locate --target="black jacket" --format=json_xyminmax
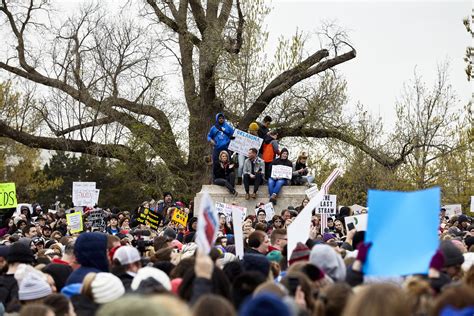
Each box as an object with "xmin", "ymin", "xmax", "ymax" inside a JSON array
[{"xmin": 213, "ymin": 162, "xmax": 234, "ymax": 180}]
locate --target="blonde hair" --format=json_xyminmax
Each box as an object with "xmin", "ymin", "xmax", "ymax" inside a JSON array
[
  {"xmin": 219, "ymin": 151, "xmax": 229, "ymax": 161},
  {"xmin": 81, "ymin": 272, "xmax": 97, "ymax": 299}
]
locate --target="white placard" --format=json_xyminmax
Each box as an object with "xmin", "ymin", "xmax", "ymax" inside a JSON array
[
  {"xmin": 270, "ymin": 165, "xmax": 293, "ymax": 179},
  {"xmin": 470, "ymin": 196, "xmax": 474, "ymax": 213},
  {"xmin": 443, "ymin": 204, "xmax": 462, "ymax": 218},
  {"xmin": 344, "ymin": 214, "xmax": 368, "ymax": 232},
  {"xmin": 305, "ymin": 185, "xmax": 319, "ymax": 200},
  {"xmin": 228, "ymin": 129, "xmax": 263, "ymax": 157},
  {"xmin": 263, "ymin": 202, "xmax": 275, "ymax": 221},
  {"xmin": 232, "ymin": 206, "xmax": 245, "ymax": 259},
  {"xmin": 350, "ymin": 204, "xmax": 367, "ymax": 215},
  {"xmin": 72, "ymin": 182, "xmax": 99, "ymax": 207},
  {"xmin": 315, "ymin": 195, "xmax": 337, "ymax": 214},
  {"xmin": 215, "ymin": 202, "xmax": 247, "ymax": 223}
]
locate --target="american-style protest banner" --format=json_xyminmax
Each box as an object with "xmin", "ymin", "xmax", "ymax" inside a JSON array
[
  {"xmin": 228, "ymin": 129, "xmax": 263, "ymax": 157},
  {"xmin": 443, "ymin": 204, "xmax": 462, "ymax": 218},
  {"xmin": 171, "ymin": 208, "xmax": 189, "ymax": 227},
  {"xmin": 66, "ymin": 212, "xmax": 83, "ymax": 233},
  {"xmin": 0, "ymin": 183, "xmax": 17, "ymax": 209},
  {"xmin": 87, "ymin": 209, "xmax": 106, "ymax": 231},
  {"xmin": 215, "ymin": 202, "xmax": 246, "ymax": 223},
  {"xmin": 315, "ymin": 195, "xmax": 337, "ymax": 214},
  {"xmin": 196, "ymin": 192, "xmax": 218, "ymax": 254},
  {"xmin": 271, "ymin": 165, "xmax": 293, "ymax": 179},
  {"xmin": 72, "ymin": 182, "xmax": 99, "ymax": 207}
]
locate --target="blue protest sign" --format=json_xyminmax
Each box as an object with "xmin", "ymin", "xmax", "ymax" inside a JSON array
[{"xmin": 364, "ymin": 187, "xmax": 440, "ymax": 276}]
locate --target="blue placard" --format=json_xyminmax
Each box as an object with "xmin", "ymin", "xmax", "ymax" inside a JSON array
[{"xmin": 363, "ymin": 187, "xmax": 440, "ymax": 276}]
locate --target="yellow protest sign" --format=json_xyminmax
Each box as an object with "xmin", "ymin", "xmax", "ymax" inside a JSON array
[
  {"xmin": 66, "ymin": 212, "xmax": 83, "ymax": 233},
  {"xmin": 171, "ymin": 208, "xmax": 188, "ymax": 227},
  {"xmin": 0, "ymin": 183, "xmax": 17, "ymax": 209}
]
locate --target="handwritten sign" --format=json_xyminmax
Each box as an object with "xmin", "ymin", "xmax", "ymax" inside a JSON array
[
  {"xmin": 136, "ymin": 208, "xmax": 160, "ymax": 230},
  {"xmin": 228, "ymin": 129, "xmax": 263, "ymax": 157},
  {"xmin": 443, "ymin": 204, "xmax": 462, "ymax": 218},
  {"xmin": 271, "ymin": 165, "xmax": 293, "ymax": 179},
  {"xmin": 315, "ymin": 195, "xmax": 337, "ymax": 214},
  {"xmin": 66, "ymin": 212, "xmax": 83, "ymax": 233},
  {"xmin": 344, "ymin": 214, "xmax": 368, "ymax": 232},
  {"xmin": 0, "ymin": 183, "xmax": 17, "ymax": 209},
  {"xmin": 73, "ymin": 182, "xmax": 99, "ymax": 207},
  {"xmin": 215, "ymin": 202, "xmax": 247, "ymax": 223},
  {"xmin": 87, "ymin": 209, "xmax": 106, "ymax": 231},
  {"xmin": 171, "ymin": 208, "xmax": 188, "ymax": 227}
]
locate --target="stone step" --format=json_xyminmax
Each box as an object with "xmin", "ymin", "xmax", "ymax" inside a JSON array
[{"xmin": 194, "ymin": 184, "xmax": 308, "ymax": 215}]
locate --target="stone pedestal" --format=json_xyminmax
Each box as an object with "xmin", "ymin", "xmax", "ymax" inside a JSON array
[{"xmin": 194, "ymin": 184, "xmax": 308, "ymax": 215}]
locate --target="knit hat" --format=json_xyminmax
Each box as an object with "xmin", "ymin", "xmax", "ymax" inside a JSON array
[
  {"xmin": 266, "ymin": 250, "xmax": 283, "ymax": 263},
  {"xmin": 248, "ymin": 122, "xmax": 259, "ymax": 132},
  {"xmin": 74, "ymin": 232, "xmax": 109, "ymax": 272},
  {"xmin": 240, "ymin": 293, "xmax": 291, "ymax": 316},
  {"xmin": 458, "ymin": 214, "xmax": 469, "ymax": 224},
  {"xmin": 6, "ymin": 242, "xmax": 34, "ymax": 264},
  {"xmin": 243, "ymin": 254, "xmax": 270, "ymax": 277},
  {"xmin": 448, "ymin": 227, "xmax": 464, "ymax": 237},
  {"xmin": 18, "ymin": 271, "xmax": 52, "ymax": 301},
  {"xmin": 131, "ymin": 267, "xmax": 171, "ymax": 291},
  {"xmin": 465, "ymin": 236, "xmax": 474, "ymax": 250},
  {"xmin": 113, "ymin": 246, "xmax": 141, "ymax": 265},
  {"xmin": 163, "ymin": 227, "xmax": 177, "ymax": 241},
  {"xmin": 309, "ymin": 244, "xmax": 346, "ymax": 281},
  {"xmin": 42, "ymin": 263, "xmax": 73, "ymax": 291},
  {"xmin": 0, "ymin": 245, "xmax": 9, "ymax": 258},
  {"xmin": 323, "ymin": 233, "xmax": 337, "ymax": 242},
  {"xmin": 91, "ymin": 272, "xmax": 125, "ymax": 304},
  {"xmin": 289, "ymin": 242, "xmax": 310, "ymax": 265},
  {"xmin": 440, "ymin": 240, "xmax": 465, "ymax": 267}
]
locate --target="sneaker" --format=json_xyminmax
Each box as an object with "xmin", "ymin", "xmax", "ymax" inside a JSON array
[
  {"xmin": 270, "ymin": 197, "xmax": 277, "ymax": 205},
  {"xmin": 251, "ymin": 192, "xmax": 257, "ymax": 199},
  {"xmin": 245, "ymin": 193, "xmax": 250, "ymax": 200}
]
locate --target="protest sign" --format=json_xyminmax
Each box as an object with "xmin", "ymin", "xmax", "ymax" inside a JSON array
[
  {"xmin": 350, "ymin": 204, "xmax": 367, "ymax": 215},
  {"xmin": 228, "ymin": 129, "xmax": 263, "ymax": 157},
  {"xmin": 364, "ymin": 187, "xmax": 440, "ymax": 276},
  {"xmin": 0, "ymin": 183, "xmax": 17, "ymax": 209},
  {"xmin": 215, "ymin": 202, "xmax": 246, "ymax": 223},
  {"xmin": 66, "ymin": 212, "xmax": 83, "ymax": 233},
  {"xmin": 443, "ymin": 204, "xmax": 462, "ymax": 218},
  {"xmin": 136, "ymin": 208, "xmax": 160, "ymax": 230},
  {"xmin": 305, "ymin": 185, "xmax": 319, "ymax": 200},
  {"xmin": 270, "ymin": 165, "xmax": 293, "ymax": 179},
  {"xmin": 171, "ymin": 208, "xmax": 189, "ymax": 227},
  {"xmin": 315, "ymin": 195, "xmax": 337, "ymax": 214},
  {"xmin": 72, "ymin": 182, "xmax": 99, "ymax": 207},
  {"xmin": 344, "ymin": 214, "xmax": 368, "ymax": 232},
  {"xmin": 232, "ymin": 206, "xmax": 244, "ymax": 259},
  {"xmin": 263, "ymin": 202, "xmax": 274, "ymax": 221},
  {"xmin": 196, "ymin": 192, "xmax": 218, "ymax": 254},
  {"xmin": 87, "ymin": 209, "xmax": 106, "ymax": 231},
  {"xmin": 471, "ymin": 196, "xmax": 474, "ymax": 213}
]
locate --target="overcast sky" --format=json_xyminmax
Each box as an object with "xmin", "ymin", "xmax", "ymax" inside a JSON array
[{"xmin": 265, "ymin": 0, "xmax": 472, "ymax": 129}]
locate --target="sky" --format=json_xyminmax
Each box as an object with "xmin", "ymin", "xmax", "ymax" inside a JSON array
[{"xmin": 265, "ymin": 0, "xmax": 472, "ymax": 130}]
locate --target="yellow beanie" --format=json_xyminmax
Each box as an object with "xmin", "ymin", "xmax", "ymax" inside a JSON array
[{"xmin": 248, "ymin": 122, "xmax": 259, "ymax": 131}]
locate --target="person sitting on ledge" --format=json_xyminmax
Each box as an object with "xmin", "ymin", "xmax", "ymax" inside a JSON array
[
  {"xmin": 213, "ymin": 150, "xmax": 237, "ymax": 197},
  {"xmin": 242, "ymin": 148, "xmax": 265, "ymax": 200},
  {"xmin": 268, "ymin": 148, "xmax": 295, "ymax": 205}
]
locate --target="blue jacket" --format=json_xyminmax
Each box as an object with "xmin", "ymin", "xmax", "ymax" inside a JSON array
[{"xmin": 207, "ymin": 113, "xmax": 234, "ymax": 151}]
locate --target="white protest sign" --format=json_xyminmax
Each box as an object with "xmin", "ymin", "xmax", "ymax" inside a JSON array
[
  {"xmin": 72, "ymin": 182, "xmax": 99, "ymax": 207},
  {"xmin": 215, "ymin": 202, "xmax": 246, "ymax": 223},
  {"xmin": 263, "ymin": 202, "xmax": 275, "ymax": 221},
  {"xmin": 305, "ymin": 185, "xmax": 319, "ymax": 200},
  {"xmin": 350, "ymin": 204, "xmax": 367, "ymax": 215},
  {"xmin": 232, "ymin": 206, "xmax": 245, "ymax": 259},
  {"xmin": 271, "ymin": 165, "xmax": 293, "ymax": 179},
  {"xmin": 470, "ymin": 196, "xmax": 474, "ymax": 213},
  {"xmin": 344, "ymin": 214, "xmax": 368, "ymax": 232},
  {"xmin": 443, "ymin": 204, "xmax": 462, "ymax": 218},
  {"xmin": 315, "ymin": 195, "xmax": 337, "ymax": 214},
  {"xmin": 228, "ymin": 129, "xmax": 263, "ymax": 157}
]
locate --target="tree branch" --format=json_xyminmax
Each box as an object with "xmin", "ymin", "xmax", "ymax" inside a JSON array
[
  {"xmin": 224, "ymin": 0, "xmax": 244, "ymax": 54},
  {"xmin": 52, "ymin": 116, "xmax": 116, "ymax": 136},
  {"xmin": 277, "ymin": 126, "xmax": 407, "ymax": 168},
  {"xmin": 188, "ymin": 0, "xmax": 207, "ymax": 34},
  {"xmin": 238, "ymin": 49, "xmax": 356, "ymax": 129}
]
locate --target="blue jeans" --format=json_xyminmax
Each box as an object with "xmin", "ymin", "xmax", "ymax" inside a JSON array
[{"xmin": 268, "ymin": 178, "xmax": 287, "ymax": 196}]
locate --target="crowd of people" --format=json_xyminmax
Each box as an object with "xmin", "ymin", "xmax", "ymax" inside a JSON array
[
  {"xmin": 0, "ymin": 113, "xmax": 473, "ymax": 316},
  {"xmin": 0, "ymin": 194, "xmax": 473, "ymax": 316},
  {"xmin": 208, "ymin": 114, "xmax": 314, "ymax": 204}
]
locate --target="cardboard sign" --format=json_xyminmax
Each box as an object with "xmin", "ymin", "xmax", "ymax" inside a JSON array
[
  {"xmin": 471, "ymin": 196, "xmax": 474, "ymax": 213},
  {"xmin": 365, "ymin": 187, "xmax": 440, "ymax": 276},
  {"xmin": 215, "ymin": 202, "xmax": 247, "ymax": 223},
  {"xmin": 232, "ymin": 206, "xmax": 244, "ymax": 259},
  {"xmin": 305, "ymin": 185, "xmax": 319, "ymax": 200},
  {"xmin": 171, "ymin": 208, "xmax": 188, "ymax": 227},
  {"xmin": 263, "ymin": 203, "xmax": 275, "ymax": 221},
  {"xmin": 228, "ymin": 129, "xmax": 263, "ymax": 157},
  {"xmin": 87, "ymin": 209, "xmax": 106, "ymax": 231},
  {"xmin": 443, "ymin": 204, "xmax": 462, "ymax": 218},
  {"xmin": 73, "ymin": 182, "xmax": 99, "ymax": 207},
  {"xmin": 136, "ymin": 208, "xmax": 160, "ymax": 230},
  {"xmin": 0, "ymin": 183, "xmax": 17, "ymax": 209},
  {"xmin": 271, "ymin": 165, "xmax": 293, "ymax": 179},
  {"xmin": 350, "ymin": 204, "xmax": 367, "ymax": 215},
  {"xmin": 315, "ymin": 195, "xmax": 337, "ymax": 214},
  {"xmin": 66, "ymin": 212, "xmax": 83, "ymax": 233},
  {"xmin": 344, "ymin": 214, "xmax": 368, "ymax": 232}
]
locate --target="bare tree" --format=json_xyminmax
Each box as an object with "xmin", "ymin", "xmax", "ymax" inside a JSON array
[{"xmin": 0, "ymin": 0, "xmax": 414, "ymax": 193}]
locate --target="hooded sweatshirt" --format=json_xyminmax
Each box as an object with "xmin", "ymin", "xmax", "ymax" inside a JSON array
[
  {"xmin": 207, "ymin": 113, "xmax": 235, "ymax": 151},
  {"xmin": 66, "ymin": 232, "xmax": 109, "ymax": 285}
]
